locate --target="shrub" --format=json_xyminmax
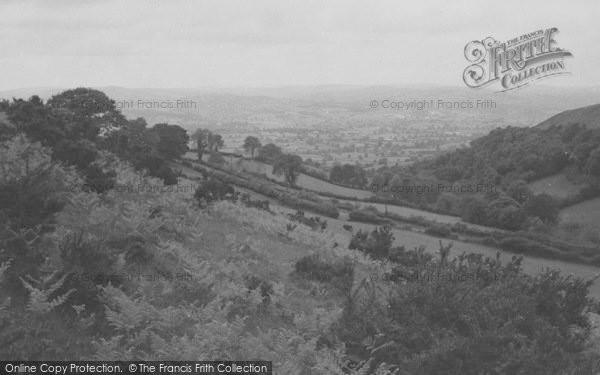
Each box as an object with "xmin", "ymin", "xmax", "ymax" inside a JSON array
[
  {"xmin": 207, "ymin": 151, "xmax": 226, "ymax": 167},
  {"xmin": 294, "ymin": 254, "xmax": 354, "ymax": 292},
  {"xmin": 525, "ymin": 193, "xmax": 560, "ymax": 225},
  {"xmin": 287, "ymin": 210, "xmax": 328, "ymax": 231},
  {"xmin": 348, "ymin": 208, "xmax": 391, "ymax": 225},
  {"xmin": 0, "ymin": 135, "xmax": 77, "ymax": 229},
  {"xmin": 154, "ymin": 164, "xmax": 179, "ymax": 185},
  {"xmin": 244, "ymin": 275, "xmax": 274, "ymax": 306},
  {"xmin": 83, "ymin": 164, "xmax": 116, "ymax": 193},
  {"xmin": 240, "ymin": 194, "xmax": 271, "ymax": 212},
  {"xmin": 194, "ymin": 177, "xmax": 235, "ymax": 206},
  {"xmin": 349, "ymin": 225, "xmax": 394, "ymax": 259},
  {"xmin": 424, "ymin": 223, "xmax": 454, "ymax": 238},
  {"xmin": 335, "ymin": 246, "xmax": 598, "ymax": 374}
]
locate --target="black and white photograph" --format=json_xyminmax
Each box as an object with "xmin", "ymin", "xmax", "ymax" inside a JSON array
[{"xmin": 2, "ymin": 0, "xmax": 600, "ymax": 373}]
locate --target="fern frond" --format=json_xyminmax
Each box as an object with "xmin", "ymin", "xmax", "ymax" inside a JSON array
[
  {"xmin": 20, "ymin": 273, "xmax": 75, "ymax": 314},
  {"xmin": 0, "ymin": 258, "xmax": 11, "ymax": 282}
]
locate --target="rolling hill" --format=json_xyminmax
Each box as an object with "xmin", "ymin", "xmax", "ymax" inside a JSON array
[{"xmin": 536, "ymin": 103, "xmax": 600, "ymax": 130}]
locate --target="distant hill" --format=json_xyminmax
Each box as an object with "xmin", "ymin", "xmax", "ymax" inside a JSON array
[{"xmin": 536, "ymin": 103, "xmax": 600, "ymax": 130}]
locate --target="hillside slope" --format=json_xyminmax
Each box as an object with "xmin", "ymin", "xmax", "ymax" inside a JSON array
[{"xmin": 536, "ymin": 103, "xmax": 600, "ymax": 130}]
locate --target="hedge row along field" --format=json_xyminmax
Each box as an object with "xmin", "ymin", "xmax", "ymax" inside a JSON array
[{"xmin": 179, "ymin": 159, "xmax": 340, "ymax": 218}]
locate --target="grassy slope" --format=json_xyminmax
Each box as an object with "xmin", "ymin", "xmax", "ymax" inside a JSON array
[
  {"xmin": 528, "ymin": 173, "xmax": 583, "ymax": 198},
  {"xmin": 193, "ymin": 202, "xmax": 344, "ymax": 318},
  {"xmin": 536, "ymin": 103, "xmax": 600, "ymax": 130},
  {"xmin": 211, "ymin": 191, "xmax": 600, "ymax": 300},
  {"xmin": 560, "ymin": 197, "xmax": 600, "ymax": 226},
  {"xmin": 176, "ymin": 163, "xmax": 600, "ymax": 298},
  {"xmin": 195, "ymin": 153, "xmax": 374, "ymax": 199}
]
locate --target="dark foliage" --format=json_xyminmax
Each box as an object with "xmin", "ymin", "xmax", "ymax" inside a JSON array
[
  {"xmin": 330, "ymin": 164, "xmax": 367, "ymax": 187},
  {"xmin": 349, "ymin": 225, "xmax": 395, "ymax": 259},
  {"xmin": 194, "ymin": 177, "xmax": 235, "ymax": 206},
  {"xmin": 287, "ymin": 210, "xmax": 328, "ymax": 231},
  {"xmin": 294, "ymin": 254, "xmax": 354, "ymax": 293},
  {"xmin": 337, "ymin": 242, "xmax": 597, "ymax": 374}
]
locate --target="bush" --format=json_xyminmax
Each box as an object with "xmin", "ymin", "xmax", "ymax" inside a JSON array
[
  {"xmin": 287, "ymin": 210, "xmax": 328, "ymax": 231},
  {"xmin": 0, "ymin": 135, "xmax": 76, "ymax": 229},
  {"xmin": 525, "ymin": 193, "xmax": 560, "ymax": 225},
  {"xmin": 424, "ymin": 223, "xmax": 454, "ymax": 238},
  {"xmin": 335, "ymin": 246, "xmax": 598, "ymax": 374},
  {"xmin": 294, "ymin": 254, "xmax": 354, "ymax": 292},
  {"xmin": 194, "ymin": 177, "xmax": 235, "ymax": 206},
  {"xmin": 240, "ymin": 194, "xmax": 271, "ymax": 212},
  {"xmin": 83, "ymin": 164, "xmax": 116, "ymax": 193},
  {"xmin": 244, "ymin": 275, "xmax": 274, "ymax": 306},
  {"xmin": 348, "ymin": 208, "xmax": 391, "ymax": 225},
  {"xmin": 349, "ymin": 225, "xmax": 394, "ymax": 259},
  {"xmin": 207, "ymin": 151, "xmax": 226, "ymax": 167},
  {"xmin": 154, "ymin": 164, "xmax": 179, "ymax": 185}
]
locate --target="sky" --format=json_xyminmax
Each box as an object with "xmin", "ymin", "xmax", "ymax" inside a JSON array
[{"xmin": 0, "ymin": 0, "xmax": 598, "ymax": 90}]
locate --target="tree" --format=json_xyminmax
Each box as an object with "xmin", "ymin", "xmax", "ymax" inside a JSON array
[
  {"xmin": 330, "ymin": 164, "xmax": 367, "ymax": 187},
  {"xmin": 330, "ymin": 165, "xmax": 344, "ymax": 183},
  {"xmin": 493, "ymin": 205, "xmax": 527, "ymax": 230},
  {"xmin": 154, "ymin": 164, "xmax": 178, "ymax": 185},
  {"xmin": 207, "ymin": 151, "xmax": 225, "ymax": 167},
  {"xmin": 194, "ymin": 177, "xmax": 235, "ymax": 206},
  {"xmin": 243, "ymin": 136, "xmax": 261, "ymax": 159},
  {"xmin": 46, "ymin": 88, "xmax": 126, "ymax": 140},
  {"xmin": 348, "ymin": 225, "xmax": 394, "ymax": 259},
  {"xmin": 192, "ymin": 128, "xmax": 211, "ymax": 159},
  {"xmin": 388, "ymin": 174, "xmax": 402, "ymax": 190},
  {"xmin": 104, "ymin": 117, "xmax": 159, "ymax": 166},
  {"xmin": 208, "ymin": 133, "xmax": 224, "ymax": 152},
  {"xmin": 371, "ymin": 170, "xmax": 393, "ymax": 189},
  {"xmin": 149, "ymin": 123, "xmax": 189, "ymax": 160},
  {"xmin": 52, "ymin": 139, "xmax": 98, "ymax": 170},
  {"xmin": 257, "ymin": 143, "xmax": 282, "ymax": 162},
  {"xmin": 507, "ymin": 180, "xmax": 533, "ymax": 205},
  {"xmin": 6, "ymin": 96, "xmax": 63, "ymax": 146},
  {"xmin": 585, "ymin": 146, "xmax": 600, "ymax": 179},
  {"xmin": 0, "ymin": 135, "xmax": 74, "ymax": 229},
  {"xmin": 273, "ymin": 154, "xmax": 303, "ymax": 186},
  {"xmin": 460, "ymin": 196, "xmax": 489, "ymax": 225},
  {"xmin": 82, "ymin": 163, "xmax": 116, "ymax": 193},
  {"xmin": 525, "ymin": 193, "xmax": 559, "ymax": 225},
  {"xmin": 348, "ymin": 164, "xmax": 367, "ymax": 187},
  {"xmin": 435, "ymin": 193, "xmax": 459, "ymax": 214}
]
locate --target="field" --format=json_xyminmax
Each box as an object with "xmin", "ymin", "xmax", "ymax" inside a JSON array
[
  {"xmin": 528, "ymin": 173, "xmax": 583, "ymax": 198},
  {"xmin": 560, "ymin": 197, "xmax": 600, "ymax": 227},
  {"xmin": 194, "ymin": 153, "xmax": 375, "ymax": 199}
]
